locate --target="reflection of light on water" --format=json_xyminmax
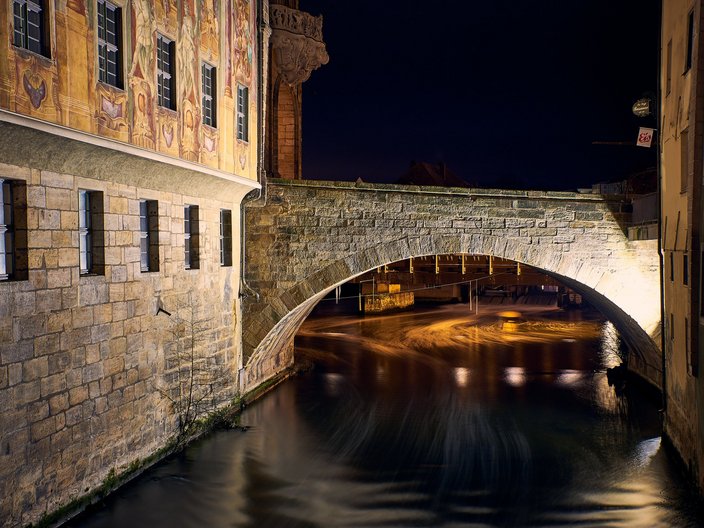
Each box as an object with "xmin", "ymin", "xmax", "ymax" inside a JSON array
[
  {"xmin": 324, "ymin": 373, "xmax": 344, "ymax": 396},
  {"xmin": 505, "ymin": 367, "xmax": 526, "ymax": 387},
  {"xmin": 600, "ymin": 321, "xmax": 622, "ymax": 369},
  {"xmin": 593, "ymin": 373, "xmax": 619, "ymax": 413},
  {"xmin": 376, "ymin": 365, "xmax": 386, "ymax": 383},
  {"xmin": 631, "ymin": 437, "xmax": 661, "ymax": 469},
  {"xmin": 556, "ymin": 370, "xmax": 583, "ymax": 386},
  {"xmin": 454, "ymin": 367, "xmax": 470, "ymax": 387},
  {"xmin": 401, "ymin": 316, "xmax": 601, "ymax": 351}
]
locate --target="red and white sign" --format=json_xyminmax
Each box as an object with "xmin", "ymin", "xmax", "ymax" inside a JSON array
[{"xmin": 636, "ymin": 127, "xmax": 654, "ymax": 148}]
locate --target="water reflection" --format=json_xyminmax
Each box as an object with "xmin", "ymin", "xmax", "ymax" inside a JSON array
[{"xmin": 71, "ymin": 304, "xmax": 703, "ymax": 528}]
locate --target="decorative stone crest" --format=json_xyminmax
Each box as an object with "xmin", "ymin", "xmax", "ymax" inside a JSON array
[{"xmin": 270, "ymin": 5, "xmax": 329, "ymax": 86}]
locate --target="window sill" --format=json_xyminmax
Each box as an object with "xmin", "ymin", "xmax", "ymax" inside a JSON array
[
  {"xmin": 80, "ymin": 272, "xmax": 105, "ymax": 278},
  {"xmin": 11, "ymin": 45, "xmax": 53, "ymax": 66},
  {"xmin": 157, "ymin": 105, "xmax": 178, "ymax": 115},
  {"xmin": 97, "ymin": 81, "xmax": 126, "ymax": 94},
  {"xmin": 0, "ymin": 276, "xmax": 28, "ymax": 283}
]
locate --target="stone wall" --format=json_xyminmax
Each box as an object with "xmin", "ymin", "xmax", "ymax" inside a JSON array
[
  {"xmin": 243, "ymin": 179, "xmax": 662, "ymax": 392},
  {"xmin": 0, "ymin": 154, "xmax": 248, "ymax": 527}
]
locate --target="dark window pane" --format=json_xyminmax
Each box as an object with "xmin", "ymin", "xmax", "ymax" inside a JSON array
[{"xmin": 140, "ymin": 237, "xmax": 149, "ymax": 270}]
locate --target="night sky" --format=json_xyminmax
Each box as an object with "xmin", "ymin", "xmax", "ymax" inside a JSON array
[{"xmin": 298, "ymin": 1, "xmax": 661, "ymax": 191}]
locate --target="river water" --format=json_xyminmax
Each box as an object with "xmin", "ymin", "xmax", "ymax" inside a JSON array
[{"xmin": 71, "ymin": 304, "xmax": 703, "ymax": 527}]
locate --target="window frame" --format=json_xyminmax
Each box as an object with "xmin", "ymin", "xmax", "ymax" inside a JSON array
[
  {"xmin": 236, "ymin": 84, "xmax": 249, "ymax": 142},
  {"xmin": 139, "ymin": 199, "xmax": 159, "ymax": 272},
  {"xmin": 666, "ymin": 39, "xmax": 673, "ymax": 95},
  {"xmin": 686, "ymin": 9, "xmax": 695, "ymax": 74},
  {"xmin": 184, "ymin": 205, "xmax": 199, "ymax": 270},
  {"xmin": 201, "ymin": 62, "xmax": 217, "ymax": 128},
  {"xmin": 79, "ymin": 190, "xmax": 104, "ymax": 276},
  {"xmin": 97, "ymin": 0, "xmax": 123, "ymax": 89},
  {"xmin": 684, "ymin": 252, "xmax": 689, "ymax": 286},
  {"xmin": 681, "ymin": 128, "xmax": 689, "ymax": 193},
  {"xmin": 0, "ymin": 179, "xmax": 28, "ymax": 282},
  {"xmin": 220, "ymin": 209, "xmax": 232, "ymax": 267},
  {"xmin": 12, "ymin": 0, "xmax": 50, "ymax": 58},
  {"xmin": 157, "ymin": 34, "xmax": 176, "ymax": 110}
]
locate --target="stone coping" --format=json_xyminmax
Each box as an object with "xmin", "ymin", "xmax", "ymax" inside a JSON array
[{"xmin": 266, "ymin": 178, "xmax": 629, "ymax": 202}]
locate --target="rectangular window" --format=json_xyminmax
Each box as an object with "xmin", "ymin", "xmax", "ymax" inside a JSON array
[
  {"xmin": 157, "ymin": 34, "xmax": 176, "ymax": 110},
  {"xmin": 237, "ymin": 84, "xmax": 249, "ymax": 141},
  {"xmin": 681, "ymin": 129, "xmax": 689, "ymax": 193},
  {"xmin": 184, "ymin": 205, "xmax": 199, "ymax": 269},
  {"xmin": 684, "ymin": 253, "xmax": 689, "ymax": 286},
  {"xmin": 685, "ymin": 316, "xmax": 697, "ymax": 377},
  {"xmin": 202, "ymin": 62, "xmax": 216, "ymax": 127},
  {"xmin": 97, "ymin": 0, "xmax": 122, "ymax": 88},
  {"xmin": 666, "ymin": 39, "xmax": 673, "ymax": 95},
  {"xmin": 13, "ymin": 0, "xmax": 49, "ymax": 57},
  {"xmin": 220, "ymin": 209, "xmax": 232, "ymax": 266},
  {"xmin": 0, "ymin": 179, "xmax": 27, "ymax": 281},
  {"xmin": 686, "ymin": 10, "xmax": 695, "ymax": 73},
  {"xmin": 139, "ymin": 200, "xmax": 159, "ymax": 272},
  {"xmin": 701, "ymin": 250, "xmax": 704, "ymax": 317},
  {"xmin": 79, "ymin": 190, "xmax": 104, "ymax": 275},
  {"xmin": 670, "ymin": 251, "xmax": 674, "ymax": 282}
]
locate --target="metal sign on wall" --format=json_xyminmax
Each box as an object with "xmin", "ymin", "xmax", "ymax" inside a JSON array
[{"xmin": 636, "ymin": 127, "xmax": 654, "ymax": 148}]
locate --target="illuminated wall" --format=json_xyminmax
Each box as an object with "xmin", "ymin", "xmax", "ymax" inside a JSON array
[
  {"xmin": 0, "ymin": 0, "xmax": 259, "ymax": 179},
  {"xmin": 661, "ymin": 0, "xmax": 704, "ymax": 496},
  {"xmin": 0, "ymin": 1, "xmax": 265, "ymax": 525}
]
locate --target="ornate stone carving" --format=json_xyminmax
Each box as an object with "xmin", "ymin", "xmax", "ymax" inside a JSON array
[{"xmin": 270, "ymin": 5, "xmax": 328, "ymax": 86}]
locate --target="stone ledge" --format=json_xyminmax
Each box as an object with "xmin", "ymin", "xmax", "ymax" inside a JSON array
[{"xmin": 266, "ymin": 178, "xmax": 629, "ymax": 203}]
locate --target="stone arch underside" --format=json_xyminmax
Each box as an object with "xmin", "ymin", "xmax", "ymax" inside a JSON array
[{"xmin": 241, "ymin": 233, "xmax": 661, "ymax": 392}]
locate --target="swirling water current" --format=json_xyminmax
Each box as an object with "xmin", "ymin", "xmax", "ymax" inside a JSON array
[{"xmin": 70, "ymin": 304, "xmax": 704, "ymax": 527}]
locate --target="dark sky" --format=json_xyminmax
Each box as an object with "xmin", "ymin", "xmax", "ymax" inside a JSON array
[{"xmin": 298, "ymin": 1, "xmax": 660, "ymax": 191}]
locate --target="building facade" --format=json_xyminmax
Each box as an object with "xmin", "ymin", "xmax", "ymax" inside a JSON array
[
  {"xmin": 0, "ymin": 0, "xmax": 277, "ymax": 525},
  {"xmin": 661, "ymin": 0, "xmax": 704, "ymax": 496}
]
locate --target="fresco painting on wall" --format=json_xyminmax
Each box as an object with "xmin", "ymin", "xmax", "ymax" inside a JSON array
[
  {"xmin": 179, "ymin": 0, "xmax": 200, "ymax": 161},
  {"xmin": 200, "ymin": 0, "xmax": 220, "ymax": 58},
  {"xmin": 12, "ymin": 53, "xmax": 62, "ymax": 123},
  {"xmin": 200, "ymin": 126, "xmax": 219, "ymax": 166},
  {"xmin": 156, "ymin": 0, "xmax": 179, "ymax": 34},
  {"xmin": 96, "ymin": 84, "xmax": 129, "ymax": 140},
  {"xmin": 132, "ymin": 80, "xmax": 157, "ymax": 148},
  {"xmin": 0, "ymin": 0, "xmax": 257, "ymax": 178},
  {"xmin": 158, "ymin": 110, "xmax": 180, "ymax": 156},
  {"xmin": 224, "ymin": 0, "xmax": 233, "ymax": 97},
  {"xmin": 130, "ymin": 0, "xmax": 157, "ymax": 148},
  {"xmin": 66, "ymin": 0, "xmax": 85, "ymax": 15},
  {"xmin": 234, "ymin": 0, "xmax": 252, "ymax": 85}
]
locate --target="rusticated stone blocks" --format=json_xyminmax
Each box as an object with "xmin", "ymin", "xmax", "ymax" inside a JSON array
[{"xmin": 0, "ymin": 160, "xmax": 245, "ymax": 527}]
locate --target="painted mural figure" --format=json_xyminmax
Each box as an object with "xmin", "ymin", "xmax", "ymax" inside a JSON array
[
  {"xmin": 179, "ymin": 4, "xmax": 197, "ymax": 100},
  {"xmin": 234, "ymin": 0, "xmax": 252, "ymax": 84},
  {"xmin": 130, "ymin": 0, "xmax": 154, "ymax": 79},
  {"xmin": 201, "ymin": 0, "xmax": 220, "ymax": 55}
]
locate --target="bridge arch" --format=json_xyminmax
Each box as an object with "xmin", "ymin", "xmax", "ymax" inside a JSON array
[{"xmin": 243, "ymin": 182, "xmax": 661, "ymax": 390}]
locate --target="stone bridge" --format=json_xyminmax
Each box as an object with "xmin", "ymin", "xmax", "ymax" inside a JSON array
[{"xmin": 242, "ymin": 179, "xmax": 661, "ymax": 390}]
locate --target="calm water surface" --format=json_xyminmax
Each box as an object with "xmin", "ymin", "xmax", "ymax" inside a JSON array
[{"xmin": 71, "ymin": 304, "xmax": 704, "ymax": 527}]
